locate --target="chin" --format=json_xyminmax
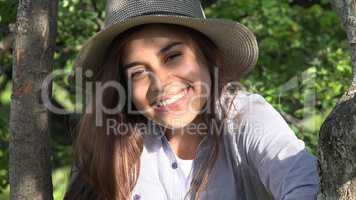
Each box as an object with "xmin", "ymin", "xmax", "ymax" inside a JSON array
[{"xmin": 154, "ymin": 114, "xmax": 197, "ymax": 130}]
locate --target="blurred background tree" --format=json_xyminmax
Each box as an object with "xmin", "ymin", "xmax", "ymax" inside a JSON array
[{"xmin": 0, "ymin": 0, "xmax": 352, "ymax": 199}]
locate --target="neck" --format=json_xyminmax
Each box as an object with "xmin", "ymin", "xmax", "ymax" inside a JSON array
[{"xmin": 165, "ymin": 115, "xmax": 208, "ymax": 160}]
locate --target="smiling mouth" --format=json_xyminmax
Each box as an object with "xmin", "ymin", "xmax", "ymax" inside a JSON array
[{"xmin": 152, "ymin": 85, "xmax": 191, "ymax": 110}]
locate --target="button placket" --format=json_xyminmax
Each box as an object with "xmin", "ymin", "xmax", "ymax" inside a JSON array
[
  {"xmin": 161, "ymin": 134, "xmax": 178, "ymax": 169},
  {"xmin": 133, "ymin": 194, "xmax": 141, "ymax": 200},
  {"xmin": 171, "ymin": 161, "xmax": 178, "ymax": 169},
  {"xmin": 157, "ymin": 124, "xmax": 214, "ymax": 200},
  {"xmin": 161, "ymin": 135, "xmax": 192, "ymax": 200},
  {"xmin": 157, "ymin": 126, "xmax": 187, "ymax": 199}
]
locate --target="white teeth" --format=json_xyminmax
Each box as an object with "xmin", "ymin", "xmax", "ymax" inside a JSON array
[{"xmin": 157, "ymin": 89, "xmax": 187, "ymax": 107}]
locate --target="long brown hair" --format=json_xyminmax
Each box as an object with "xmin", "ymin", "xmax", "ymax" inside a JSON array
[{"xmin": 64, "ymin": 23, "xmax": 227, "ymax": 200}]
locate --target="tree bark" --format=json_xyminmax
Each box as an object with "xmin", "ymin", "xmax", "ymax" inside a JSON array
[
  {"xmin": 9, "ymin": 0, "xmax": 58, "ymax": 199},
  {"xmin": 318, "ymin": 0, "xmax": 356, "ymax": 199}
]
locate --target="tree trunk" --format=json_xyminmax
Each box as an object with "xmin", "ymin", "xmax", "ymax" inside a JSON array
[
  {"xmin": 9, "ymin": 0, "xmax": 58, "ymax": 199},
  {"xmin": 318, "ymin": 0, "xmax": 356, "ymax": 199}
]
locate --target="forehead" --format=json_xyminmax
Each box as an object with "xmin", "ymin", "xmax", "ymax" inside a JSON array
[{"xmin": 122, "ymin": 24, "xmax": 192, "ymax": 51}]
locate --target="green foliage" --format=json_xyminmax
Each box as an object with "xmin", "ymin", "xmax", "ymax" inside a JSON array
[
  {"xmin": 0, "ymin": 0, "xmax": 353, "ymax": 198},
  {"xmin": 207, "ymin": 0, "xmax": 351, "ymax": 155},
  {"xmin": 0, "ymin": 167, "xmax": 71, "ymax": 200},
  {"xmin": 0, "ymin": 0, "xmax": 17, "ymax": 35},
  {"xmin": 52, "ymin": 167, "xmax": 70, "ymax": 200},
  {"xmin": 0, "ymin": 0, "xmax": 12, "ymax": 190},
  {"xmin": 0, "ymin": 108, "xmax": 9, "ymax": 194}
]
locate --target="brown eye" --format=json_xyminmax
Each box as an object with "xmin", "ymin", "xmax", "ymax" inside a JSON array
[{"xmin": 164, "ymin": 52, "xmax": 182, "ymax": 63}]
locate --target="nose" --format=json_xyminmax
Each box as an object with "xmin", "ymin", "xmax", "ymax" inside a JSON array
[{"xmin": 148, "ymin": 64, "xmax": 171, "ymax": 96}]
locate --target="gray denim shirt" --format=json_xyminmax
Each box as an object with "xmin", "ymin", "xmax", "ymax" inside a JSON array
[{"xmin": 131, "ymin": 88, "xmax": 320, "ymax": 200}]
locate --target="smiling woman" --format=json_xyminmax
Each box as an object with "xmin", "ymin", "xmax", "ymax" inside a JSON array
[
  {"xmin": 121, "ymin": 24, "xmax": 212, "ymax": 130},
  {"xmin": 64, "ymin": 0, "xmax": 320, "ymax": 200}
]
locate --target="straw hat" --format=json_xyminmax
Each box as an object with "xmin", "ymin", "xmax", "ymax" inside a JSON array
[{"xmin": 73, "ymin": 0, "xmax": 258, "ymax": 83}]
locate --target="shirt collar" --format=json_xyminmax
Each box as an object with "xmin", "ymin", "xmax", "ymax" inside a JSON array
[
  {"xmin": 146, "ymin": 119, "xmax": 212, "ymax": 148},
  {"xmin": 146, "ymin": 120, "xmax": 165, "ymax": 140}
]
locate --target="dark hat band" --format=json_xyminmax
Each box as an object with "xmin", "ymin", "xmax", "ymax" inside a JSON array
[{"xmin": 134, "ymin": 11, "xmax": 193, "ymax": 18}]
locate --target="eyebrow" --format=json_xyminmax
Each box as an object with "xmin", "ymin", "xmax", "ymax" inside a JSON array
[{"xmin": 122, "ymin": 41, "xmax": 183, "ymax": 70}]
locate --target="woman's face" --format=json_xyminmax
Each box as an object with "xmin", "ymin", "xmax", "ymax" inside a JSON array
[{"xmin": 122, "ymin": 24, "xmax": 212, "ymax": 129}]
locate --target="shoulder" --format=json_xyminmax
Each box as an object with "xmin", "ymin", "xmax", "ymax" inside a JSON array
[
  {"xmin": 218, "ymin": 82, "xmax": 305, "ymax": 152},
  {"xmin": 217, "ymin": 82, "xmax": 277, "ymax": 122},
  {"xmin": 218, "ymin": 84, "xmax": 319, "ymax": 200}
]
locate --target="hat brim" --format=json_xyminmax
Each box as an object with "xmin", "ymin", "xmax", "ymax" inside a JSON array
[{"xmin": 72, "ymin": 14, "xmax": 258, "ymax": 83}]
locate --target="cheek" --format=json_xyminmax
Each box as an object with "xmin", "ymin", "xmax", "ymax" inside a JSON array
[
  {"xmin": 182, "ymin": 62, "xmax": 212, "ymax": 92},
  {"xmin": 131, "ymin": 82, "xmax": 150, "ymax": 110},
  {"xmin": 178, "ymin": 60, "xmax": 210, "ymax": 82},
  {"xmin": 180, "ymin": 52, "xmax": 210, "ymax": 79}
]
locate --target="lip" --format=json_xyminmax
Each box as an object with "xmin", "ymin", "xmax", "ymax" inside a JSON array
[
  {"xmin": 153, "ymin": 88, "xmax": 186, "ymax": 102},
  {"xmin": 150, "ymin": 83, "xmax": 191, "ymax": 105},
  {"xmin": 152, "ymin": 86, "xmax": 192, "ymax": 112}
]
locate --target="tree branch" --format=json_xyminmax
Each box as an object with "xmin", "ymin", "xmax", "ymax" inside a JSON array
[{"xmin": 89, "ymin": 0, "xmax": 104, "ymax": 30}]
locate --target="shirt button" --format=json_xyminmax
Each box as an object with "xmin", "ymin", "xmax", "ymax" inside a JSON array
[
  {"xmin": 171, "ymin": 161, "xmax": 178, "ymax": 169},
  {"xmin": 133, "ymin": 194, "xmax": 141, "ymax": 200}
]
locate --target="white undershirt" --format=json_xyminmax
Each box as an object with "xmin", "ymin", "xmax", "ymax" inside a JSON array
[{"xmin": 175, "ymin": 155, "xmax": 194, "ymax": 191}]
